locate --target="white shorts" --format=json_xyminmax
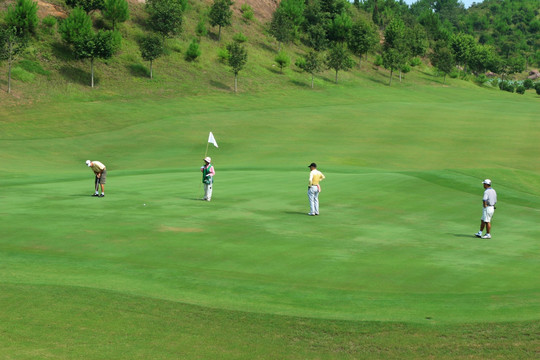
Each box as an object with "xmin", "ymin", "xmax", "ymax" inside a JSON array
[{"xmin": 481, "ymin": 206, "xmax": 495, "ymax": 222}]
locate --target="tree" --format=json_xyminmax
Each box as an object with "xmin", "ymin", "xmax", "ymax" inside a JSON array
[
  {"xmin": 226, "ymin": 41, "xmax": 247, "ymax": 93},
  {"xmin": 327, "ymin": 11, "xmax": 352, "ymax": 43},
  {"xmin": 0, "ymin": 26, "xmax": 27, "ymax": 93},
  {"xmin": 73, "ymin": 30, "xmax": 119, "ymax": 87},
  {"xmin": 4, "ymin": 0, "xmax": 38, "ymax": 37},
  {"xmin": 405, "ymin": 24, "xmax": 428, "ymax": 58},
  {"xmin": 306, "ymin": 23, "xmax": 327, "ymax": 51},
  {"xmin": 269, "ymin": 8, "xmax": 294, "ymax": 51},
  {"xmin": 298, "ymin": 50, "xmax": 322, "ymax": 88},
  {"xmin": 185, "ymin": 39, "xmax": 201, "ymax": 61},
  {"xmin": 326, "ymin": 43, "xmax": 354, "ymax": 84},
  {"xmin": 278, "ymin": 0, "xmax": 305, "ymax": 39},
  {"xmin": 430, "ymin": 45, "xmax": 454, "ymax": 84},
  {"xmin": 383, "ymin": 17, "xmax": 407, "ymax": 84},
  {"xmin": 65, "ymin": 0, "xmax": 105, "ymax": 13},
  {"xmin": 209, "ymin": 0, "xmax": 233, "ymax": 42},
  {"xmin": 450, "ymin": 33, "xmax": 475, "ymax": 71},
  {"xmin": 140, "ymin": 34, "xmax": 163, "ymax": 79},
  {"xmin": 382, "ymin": 46, "xmax": 405, "ymax": 86},
  {"xmin": 274, "ymin": 51, "xmax": 290, "ymax": 73},
  {"xmin": 58, "ymin": 7, "xmax": 93, "ymax": 44},
  {"xmin": 146, "ymin": 0, "xmax": 185, "ymax": 40},
  {"xmin": 347, "ymin": 17, "xmax": 378, "ymax": 67},
  {"xmin": 103, "ymin": 0, "xmax": 129, "ymax": 31},
  {"xmin": 195, "ymin": 16, "xmax": 208, "ymax": 39}
]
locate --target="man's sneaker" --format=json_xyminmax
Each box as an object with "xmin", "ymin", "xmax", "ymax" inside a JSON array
[
  {"xmin": 99, "ymin": 194, "xmax": 105, "ymax": 197},
  {"xmin": 474, "ymin": 231, "xmax": 482, "ymax": 238},
  {"xmin": 92, "ymin": 194, "xmax": 99, "ymax": 197},
  {"xmin": 482, "ymin": 234, "xmax": 491, "ymax": 239},
  {"xmin": 308, "ymin": 213, "xmax": 315, "ymax": 216}
]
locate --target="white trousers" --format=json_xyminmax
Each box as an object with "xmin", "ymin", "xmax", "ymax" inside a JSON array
[
  {"xmin": 308, "ymin": 185, "xmax": 320, "ymax": 214},
  {"xmin": 204, "ymin": 183, "xmax": 213, "ymax": 200}
]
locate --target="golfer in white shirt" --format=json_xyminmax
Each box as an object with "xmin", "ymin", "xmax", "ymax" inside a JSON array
[{"xmin": 475, "ymin": 179, "xmax": 497, "ymax": 239}]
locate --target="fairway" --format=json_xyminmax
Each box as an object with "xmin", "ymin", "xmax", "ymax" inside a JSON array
[{"xmin": 1, "ymin": 85, "xmax": 539, "ymax": 357}]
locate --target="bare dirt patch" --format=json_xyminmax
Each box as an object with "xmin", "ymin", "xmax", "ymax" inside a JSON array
[{"xmin": 37, "ymin": 0, "xmax": 68, "ymax": 19}]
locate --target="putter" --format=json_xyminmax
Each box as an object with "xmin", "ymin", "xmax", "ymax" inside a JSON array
[{"xmin": 94, "ymin": 176, "xmax": 100, "ymax": 195}]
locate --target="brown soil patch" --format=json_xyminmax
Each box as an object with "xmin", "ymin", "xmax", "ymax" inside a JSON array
[
  {"xmin": 37, "ymin": 0, "xmax": 68, "ymax": 19},
  {"xmin": 159, "ymin": 225, "xmax": 203, "ymax": 233}
]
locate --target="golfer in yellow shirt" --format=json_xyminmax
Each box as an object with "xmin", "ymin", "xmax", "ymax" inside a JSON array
[{"xmin": 307, "ymin": 162, "xmax": 325, "ymax": 216}]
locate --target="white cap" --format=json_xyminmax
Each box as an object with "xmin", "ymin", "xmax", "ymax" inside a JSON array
[
  {"xmin": 86, "ymin": 160, "xmax": 91, "ymax": 167},
  {"xmin": 482, "ymin": 179, "xmax": 491, "ymax": 185},
  {"xmin": 204, "ymin": 157, "xmax": 211, "ymax": 163}
]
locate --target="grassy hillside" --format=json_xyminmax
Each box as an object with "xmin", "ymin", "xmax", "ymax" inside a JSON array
[
  {"xmin": 1, "ymin": 0, "xmax": 538, "ymax": 105},
  {"xmin": 1, "ymin": 83, "xmax": 539, "ymax": 358}
]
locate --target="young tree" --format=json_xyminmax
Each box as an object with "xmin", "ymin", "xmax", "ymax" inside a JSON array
[
  {"xmin": 298, "ymin": 50, "xmax": 322, "ymax": 88},
  {"xmin": 73, "ymin": 30, "xmax": 119, "ymax": 87},
  {"xmin": 274, "ymin": 51, "xmax": 290, "ymax": 73},
  {"xmin": 430, "ymin": 46, "xmax": 454, "ymax": 84},
  {"xmin": 269, "ymin": 7, "xmax": 293, "ymax": 51},
  {"xmin": 326, "ymin": 43, "xmax": 354, "ymax": 84},
  {"xmin": 146, "ymin": 0, "xmax": 185, "ymax": 40},
  {"xmin": 103, "ymin": 0, "xmax": 129, "ymax": 31},
  {"xmin": 185, "ymin": 39, "xmax": 201, "ymax": 61},
  {"xmin": 226, "ymin": 41, "xmax": 247, "ymax": 93},
  {"xmin": 195, "ymin": 16, "xmax": 208, "ymax": 39},
  {"xmin": 347, "ymin": 17, "xmax": 378, "ymax": 67},
  {"xmin": 0, "ymin": 26, "xmax": 27, "ymax": 93},
  {"xmin": 58, "ymin": 7, "xmax": 93, "ymax": 45},
  {"xmin": 306, "ymin": 23, "xmax": 327, "ymax": 51},
  {"xmin": 65, "ymin": 0, "xmax": 105, "ymax": 13},
  {"xmin": 140, "ymin": 34, "xmax": 163, "ymax": 79},
  {"xmin": 450, "ymin": 32, "xmax": 475, "ymax": 72},
  {"xmin": 382, "ymin": 46, "xmax": 405, "ymax": 86},
  {"xmin": 4, "ymin": 0, "xmax": 38, "ymax": 37},
  {"xmin": 327, "ymin": 11, "xmax": 352, "ymax": 43},
  {"xmin": 209, "ymin": 0, "xmax": 233, "ymax": 42}
]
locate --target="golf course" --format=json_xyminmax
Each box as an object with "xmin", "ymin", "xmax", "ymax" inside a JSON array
[{"xmin": 1, "ymin": 81, "xmax": 539, "ymax": 358}]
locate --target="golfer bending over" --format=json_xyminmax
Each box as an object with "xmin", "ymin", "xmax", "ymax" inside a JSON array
[
  {"xmin": 86, "ymin": 160, "xmax": 107, "ymax": 197},
  {"xmin": 475, "ymin": 179, "xmax": 497, "ymax": 239},
  {"xmin": 201, "ymin": 157, "xmax": 215, "ymax": 201}
]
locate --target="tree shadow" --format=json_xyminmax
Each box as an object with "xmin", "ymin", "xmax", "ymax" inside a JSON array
[
  {"xmin": 51, "ymin": 42, "xmax": 75, "ymax": 61},
  {"xmin": 59, "ymin": 65, "xmax": 96, "ymax": 86},
  {"xmin": 267, "ymin": 66, "xmax": 282, "ymax": 75},
  {"xmin": 290, "ymin": 79, "xmax": 310, "ymax": 88},
  {"xmin": 209, "ymin": 80, "xmax": 230, "ymax": 90},
  {"xmin": 127, "ymin": 63, "xmax": 150, "ymax": 78},
  {"xmin": 256, "ymin": 41, "xmax": 276, "ymax": 53}
]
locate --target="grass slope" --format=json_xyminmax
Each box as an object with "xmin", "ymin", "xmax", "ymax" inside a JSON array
[{"xmin": 0, "ymin": 84, "xmax": 539, "ymax": 358}]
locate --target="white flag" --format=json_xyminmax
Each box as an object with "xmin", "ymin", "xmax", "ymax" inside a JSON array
[{"xmin": 208, "ymin": 132, "xmax": 218, "ymax": 148}]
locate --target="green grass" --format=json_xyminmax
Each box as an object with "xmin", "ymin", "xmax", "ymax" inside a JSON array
[{"xmin": 0, "ymin": 84, "xmax": 539, "ymax": 358}]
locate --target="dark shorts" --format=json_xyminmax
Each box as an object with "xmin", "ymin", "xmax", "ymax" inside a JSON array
[{"xmin": 96, "ymin": 169, "xmax": 107, "ymax": 184}]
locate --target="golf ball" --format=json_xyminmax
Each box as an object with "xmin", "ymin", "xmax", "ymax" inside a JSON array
[{"xmin": 143, "ymin": 203, "xmax": 146, "ymax": 206}]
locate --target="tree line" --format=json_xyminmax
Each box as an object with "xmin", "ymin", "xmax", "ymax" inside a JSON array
[{"xmin": 1, "ymin": 0, "xmax": 539, "ymax": 94}]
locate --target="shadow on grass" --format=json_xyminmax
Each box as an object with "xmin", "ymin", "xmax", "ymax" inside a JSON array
[
  {"xmin": 449, "ymin": 233, "xmax": 476, "ymax": 238},
  {"xmin": 59, "ymin": 65, "xmax": 96, "ymax": 87},
  {"xmin": 290, "ymin": 79, "xmax": 310, "ymax": 88},
  {"xmin": 210, "ymin": 80, "xmax": 230, "ymax": 91},
  {"xmin": 284, "ymin": 211, "xmax": 308, "ymax": 216},
  {"xmin": 267, "ymin": 66, "xmax": 282, "ymax": 75},
  {"xmin": 51, "ymin": 42, "xmax": 75, "ymax": 62},
  {"xmin": 256, "ymin": 41, "xmax": 276, "ymax": 53},
  {"xmin": 127, "ymin": 63, "xmax": 150, "ymax": 78}
]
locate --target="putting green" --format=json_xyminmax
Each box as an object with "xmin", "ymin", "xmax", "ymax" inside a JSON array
[{"xmin": 1, "ymin": 86, "xmax": 538, "ymax": 327}]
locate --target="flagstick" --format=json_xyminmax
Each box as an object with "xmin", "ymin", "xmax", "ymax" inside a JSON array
[{"xmin": 204, "ymin": 141, "xmax": 210, "ymax": 158}]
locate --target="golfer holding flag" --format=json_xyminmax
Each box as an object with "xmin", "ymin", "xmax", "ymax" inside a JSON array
[{"xmin": 201, "ymin": 132, "xmax": 218, "ymax": 201}]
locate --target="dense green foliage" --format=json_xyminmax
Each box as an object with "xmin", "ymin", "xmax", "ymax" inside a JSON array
[
  {"xmin": 4, "ymin": 0, "xmax": 38, "ymax": 37},
  {"xmin": 146, "ymin": 0, "xmax": 185, "ymax": 39},
  {"xmin": 103, "ymin": 0, "xmax": 129, "ymax": 31},
  {"xmin": 209, "ymin": 0, "xmax": 233, "ymax": 41}
]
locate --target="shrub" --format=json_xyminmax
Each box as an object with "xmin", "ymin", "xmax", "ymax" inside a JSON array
[
  {"xmin": 500, "ymin": 81, "xmax": 515, "ymax": 93},
  {"xmin": 274, "ymin": 51, "xmax": 290, "ymax": 72},
  {"xmin": 449, "ymin": 70, "xmax": 459, "ymax": 79},
  {"xmin": 42, "ymin": 15, "xmax": 57, "ymax": 29},
  {"xmin": 535, "ymin": 82, "xmax": 540, "ymax": 95},
  {"xmin": 475, "ymin": 74, "xmax": 488, "ymax": 85},
  {"xmin": 373, "ymin": 55, "xmax": 382, "ymax": 66},
  {"xmin": 185, "ymin": 39, "xmax": 201, "ymax": 61},
  {"xmin": 516, "ymin": 85, "xmax": 525, "ymax": 94},
  {"xmin": 240, "ymin": 4, "xmax": 253, "ymax": 22},
  {"xmin": 11, "ymin": 67, "xmax": 35, "ymax": 82},
  {"xmin": 401, "ymin": 64, "xmax": 411, "ymax": 74},
  {"xmin": 217, "ymin": 47, "xmax": 229, "ymax": 63},
  {"xmin": 523, "ymin": 78, "xmax": 533, "ymax": 90},
  {"xmin": 195, "ymin": 17, "xmax": 207, "ymax": 38},
  {"xmin": 233, "ymin": 32, "xmax": 247, "ymax": 43},
  {"xmin": 409, "ymin": 57, "xmax": 421, "ymax": 67},
  {"xmin": 295, "ymin": 57, "xmax": 306, "ymax": 70}
]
